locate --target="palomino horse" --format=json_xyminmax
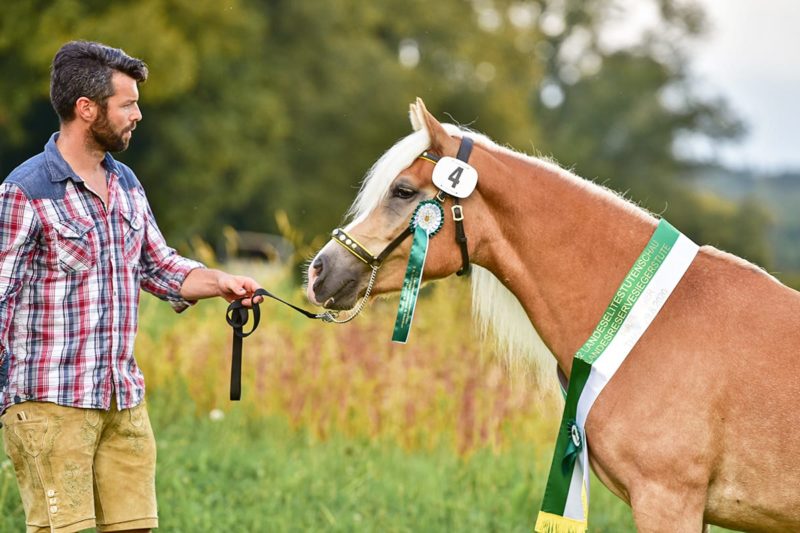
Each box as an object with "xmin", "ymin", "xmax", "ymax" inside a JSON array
[{"xmin": 306, "ymin": 98, "xmax": 800, "ymax": 532}]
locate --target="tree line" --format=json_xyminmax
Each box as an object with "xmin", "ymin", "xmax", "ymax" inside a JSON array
[{"xmin": 0, "ymin": 0, "xmax": 774, "ymax": 270}]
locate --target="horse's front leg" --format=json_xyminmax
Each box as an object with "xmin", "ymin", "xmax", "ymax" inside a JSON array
[{"xmin": 630, "ymin": 483, "xmax": 707, "ymax": 533}]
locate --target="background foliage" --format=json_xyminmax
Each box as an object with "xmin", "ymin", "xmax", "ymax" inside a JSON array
[{"xmin": 1, "ymin": 0, "xmax": 793, "ymax": 278}]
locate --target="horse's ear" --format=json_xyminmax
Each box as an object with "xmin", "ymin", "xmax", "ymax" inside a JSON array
[
  {"xmin": 409, "ymin": 97, "xmax": 459, "ymax": 155},
  {"xmin": 409, "ymin": 99, "xmax": 425, "ymax": 132}
]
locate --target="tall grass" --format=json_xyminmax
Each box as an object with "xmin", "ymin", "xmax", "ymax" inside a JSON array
[
  {"xmin": 0, "ymin": 261, "xmax": 735, "ymax": 531},
  {"xmin": 136, "ymin": 261, "xmax": 562, "ymax": 457}
]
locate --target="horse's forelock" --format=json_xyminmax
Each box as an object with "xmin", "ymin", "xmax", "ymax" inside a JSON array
[
  {"xmin": 346, "ymin": 129, "xmax": 429, "ymax": 222},
  {"xmin": 347, "ymin": 124, "xmax": 469, "ymax": 221}
]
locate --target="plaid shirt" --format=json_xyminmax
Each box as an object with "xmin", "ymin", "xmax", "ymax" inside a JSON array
[{"xmin": 0, "ymin": 133, "xmax": 204, "ymax": 412}]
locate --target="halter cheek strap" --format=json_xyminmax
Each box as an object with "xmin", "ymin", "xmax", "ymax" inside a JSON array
[
  {"xmin": 453, "ymin": 137, "xmax": 473, "ymax": 276},
  {"xmin": 421, "ymin": 136, "xmax": 474, "ymax": 276}
]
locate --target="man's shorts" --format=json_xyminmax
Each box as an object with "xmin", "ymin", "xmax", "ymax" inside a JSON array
[{"xmin": 1, "ymin": 399, "xmax": 158, "ymax": 533}]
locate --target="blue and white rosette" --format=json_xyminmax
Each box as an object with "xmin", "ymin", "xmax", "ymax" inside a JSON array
[{"xmin": 392, "ymin": 200, "xmax": 445, "ymax": 343}]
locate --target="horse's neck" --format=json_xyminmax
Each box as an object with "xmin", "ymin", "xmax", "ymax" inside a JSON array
[{"xmin": 474, "ymin": 148, "xmax": 656, "ymax": 376}]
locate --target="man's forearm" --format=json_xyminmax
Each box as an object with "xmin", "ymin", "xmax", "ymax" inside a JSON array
[
  {"xmin": 179, "ymin": 267, "xmax": 262, "ymax": 304},
  {"xmin": 178, "ymin": 267, "xmax": 225, "ymax": 301}
]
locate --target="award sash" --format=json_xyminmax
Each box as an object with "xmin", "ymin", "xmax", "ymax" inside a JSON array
[{"xmin": 535, "ymin": 220, "xmax": 699, "ymax": 532}]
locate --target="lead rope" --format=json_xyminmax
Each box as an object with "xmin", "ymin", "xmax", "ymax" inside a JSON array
[
  {"xmin": 226, "ymin": 287, "xmax": 325, "ymax": 401},
  {"xmin": 224, "ymin": 267, "xmax": 378, "ymax": 400}
]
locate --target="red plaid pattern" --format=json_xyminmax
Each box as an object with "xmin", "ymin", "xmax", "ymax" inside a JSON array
[{"xmin": 0, "ymin": 134, "xmax": 204, "ymax": 412}]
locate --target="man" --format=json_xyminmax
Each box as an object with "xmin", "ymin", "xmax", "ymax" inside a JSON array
[{"xmin": 0, "ymin": 41, "xmax": 262, "ymax": 532}]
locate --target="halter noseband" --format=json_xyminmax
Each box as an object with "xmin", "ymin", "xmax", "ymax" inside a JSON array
[
  {"xmin": 332, "ymin": 136, "xmax": 474, "ymax": 276},
  {"xmin": 331, "ymin": 225, "xmax": 414, "ymax": 268}
]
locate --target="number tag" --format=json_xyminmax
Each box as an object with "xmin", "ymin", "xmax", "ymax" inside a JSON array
[{"xmin": 431, "ymin": 157, "xmax": 478, "ymax": 198}]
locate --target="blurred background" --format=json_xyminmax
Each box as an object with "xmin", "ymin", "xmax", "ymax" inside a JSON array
[
  {"xmin": 1, "ymin": 0, "xmax": 798, "ymax": 285},
  {"xmin": 0, "ymin": 1, "xmax": 795, "ymax": 531}
]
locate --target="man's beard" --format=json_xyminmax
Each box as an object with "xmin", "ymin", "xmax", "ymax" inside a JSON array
[{"xmin": 90, "ymin": 106, "xmax": 130, "ymax": 153}]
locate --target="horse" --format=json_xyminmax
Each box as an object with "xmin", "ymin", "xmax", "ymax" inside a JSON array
[{"xmin": 305, "ymin": 98, "xmax": 800, "ymax": 532}]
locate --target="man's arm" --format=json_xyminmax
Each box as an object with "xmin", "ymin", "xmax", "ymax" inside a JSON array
[
  {"xmin": 0, "ymin": 184, "xmax": 39, "ymax": 359},
  {"xmin": 179, "ymin": 267, "xmax": 263, "ymax": 307},
  {"xmin": 135, "ymin": 188, "xmax": 262, "ymax": 310},
  {"xmin": 136, "ymin": 191, "xmax": 208, "ymax": 312}
]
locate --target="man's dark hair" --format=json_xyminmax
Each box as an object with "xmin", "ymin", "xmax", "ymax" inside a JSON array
[{"xmin": 50, "ymin": 40, "xmax": 148, "ymax": 123}]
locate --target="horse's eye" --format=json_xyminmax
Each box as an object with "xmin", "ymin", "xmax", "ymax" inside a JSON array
[{"xmin": 391, "ymin": 185, "xmax": 417, "ymax": 200}]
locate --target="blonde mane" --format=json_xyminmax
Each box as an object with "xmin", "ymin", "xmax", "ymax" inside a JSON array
[{"xmin": 348, "ymin": 125, "xmax": 556, "ymax": 385}]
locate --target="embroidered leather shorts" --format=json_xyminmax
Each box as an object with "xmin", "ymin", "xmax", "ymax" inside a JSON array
[{"xmin": 1, "ymin": 400, "xmax": 158, "ymax": 533}]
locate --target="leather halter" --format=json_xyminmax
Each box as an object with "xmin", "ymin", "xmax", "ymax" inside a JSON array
[
  {"xmin": 223, "ymin": 137, "xmax": 476, "ymax": 401},
  {"xmin": 331, "ymin": 136, "xmax": 474, "ymax": 276}
]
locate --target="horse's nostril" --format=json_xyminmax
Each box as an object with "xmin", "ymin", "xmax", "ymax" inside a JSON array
[
  {"xmin": 313, "ymin": 277, "xmax": 324, "ymax": 294},
  {"xmin": 312, "ymin": 255, "xmax": 328, "ymax": 295},
  {"xmin": 312, "ymin": 255, "xmax": 325, "ymax": 275}
]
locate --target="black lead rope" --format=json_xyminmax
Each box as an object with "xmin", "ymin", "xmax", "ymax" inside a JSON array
[{"xmin": 225, "ymin": 287, "xmax": 325, "ymax": 400}]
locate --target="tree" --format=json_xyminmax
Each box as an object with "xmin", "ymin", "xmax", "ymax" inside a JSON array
[
  {"xmin": 0, "ymin": 0, "xmax": 775, "ymax": 267},
  {"xmin": 521, "ymin": 0, "xmax": 768, "ymax": 262},
  {"xmin": 0, "ymin": 0, "xmax": 288, "ymax": 242}
]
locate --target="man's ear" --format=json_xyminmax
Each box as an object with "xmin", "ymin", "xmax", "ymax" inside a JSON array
[
  {"xmin": 75, "ymin": 96, "xmax": 98, "ymax": 123},
  {"xmin": 408, "ymin": 97, "xmax": 460, "ymax": 155}
]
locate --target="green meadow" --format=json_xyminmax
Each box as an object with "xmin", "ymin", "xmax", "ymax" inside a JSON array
[{"xmin": 1, "ymin": 264, "xmax": 735, "ymax": 531}]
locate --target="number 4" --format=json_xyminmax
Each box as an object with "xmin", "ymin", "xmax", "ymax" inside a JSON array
[{"xmin": 448, "ymin": 167, "xmax": 463, "ymax": 188}]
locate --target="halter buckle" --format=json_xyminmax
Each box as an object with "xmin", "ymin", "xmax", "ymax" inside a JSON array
[{"xmin": 451, "ymin": 204, "xmax": 464, "ymax": 222}]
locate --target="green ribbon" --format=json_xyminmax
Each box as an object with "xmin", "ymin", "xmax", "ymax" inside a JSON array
[
  {"xmin": 392, "ymin": 225, "xmax": 430, "ymax": 343},
  {"xmin": 391, "ymin": 200, "xmax": 444, "ymax": 343}
]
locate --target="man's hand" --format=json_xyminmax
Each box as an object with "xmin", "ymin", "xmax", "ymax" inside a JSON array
[
  {"xmin": 180, "ymin": 268, "xmax": 264, "ymax": 307},
  {"xmin": 216, "ymin": 272, "xmax": 264, "ymax": 307}
]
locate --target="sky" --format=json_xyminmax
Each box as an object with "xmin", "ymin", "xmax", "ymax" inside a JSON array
[
  {"xmin": 689, "ymin": 0, "xmax": 800, "ymax": 172},
  {"xmin": 609, "ymin": 1, "xmax": 800, "ymax": 173}
]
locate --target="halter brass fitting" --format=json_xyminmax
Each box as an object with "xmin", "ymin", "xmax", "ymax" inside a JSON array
[{"xmin": 331, "ymin": 228, "xmax": 378, "ymax": 266}]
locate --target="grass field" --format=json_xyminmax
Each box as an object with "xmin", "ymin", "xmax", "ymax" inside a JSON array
[{"xmin": 0, "ymin": 263, "xmax": 736, "ymax": 531}]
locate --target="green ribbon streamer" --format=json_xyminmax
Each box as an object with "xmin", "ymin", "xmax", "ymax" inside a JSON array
[
  {"xmin": 540, "ymin": 358, "xmax": 592, "ymax": 515},
  {"xmin": 392, "ymin": 225, "xmax": 430, "ymax": 343}
]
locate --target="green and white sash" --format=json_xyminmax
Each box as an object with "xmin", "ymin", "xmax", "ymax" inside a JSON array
[{"xmin": 535, "ymin": 219, "xmax": 698, "ymax": 533}]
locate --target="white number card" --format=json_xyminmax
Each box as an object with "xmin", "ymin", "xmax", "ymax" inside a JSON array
[{"xmin": 432, "ymin": 157, "xmax": 478, "ymax": 198}]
